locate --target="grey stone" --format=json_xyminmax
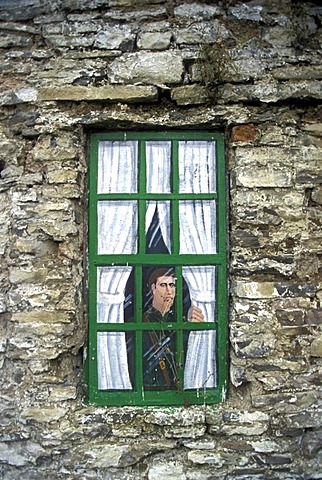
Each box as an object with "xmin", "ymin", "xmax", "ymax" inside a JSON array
[
  {"xmin": 144, "ymin": 408, "xmax": 205, "ymax": 426},
  {"xmin": 218, "ymin": 80, "xmax": 322, "ymax": 104},
  {"xmin": 301, "ymin": 429, "xmax": 322, "ymax": 458},
  {"xmin": 229, "ymin": 3, "xmax": 264, "ymax": 22},
  {"xmin": 137, "ymin": 32, "xmax": 172, "ymax": 50},
  {"xmin": 0, "ymin": 88, "xmax": 37, "ymax": 106},
  {"xmin": 312, "ymin": 186, "xmax": 322, "ymax": 204},
  {"xmin": 148, "ymin": 461, "xmax": 186, "ymax": 480},
  {"xmin": 174, "ymin": 3, "xmax": 222, "ymax": 20},
  {"xmin": 0, "ymin": 441, "xmax": 45, "ymax": 467},
  {"xmin": 94, "ymin": 25, "xmax": 136, "ymax": 50},
  {"xmin": 0, "ymin": 32, "xmax": 33, "ymax": 48},
  {"xmin": 107, "ymin": 51, "xmax": 184, "ymax": 85},
  {"xmin": 175, "ymin": 21, "xmax": 231, "ymax": 46}
]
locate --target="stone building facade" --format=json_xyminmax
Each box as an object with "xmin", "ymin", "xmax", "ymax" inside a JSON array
[{"xmin": 0, "ymin": 0, "xmax": 321, "ymax": 478}]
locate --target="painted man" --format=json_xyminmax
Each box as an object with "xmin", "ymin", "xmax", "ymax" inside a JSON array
[{"xmin": 143, "ymin": 268, "xmax": 204, "ymax": 389}]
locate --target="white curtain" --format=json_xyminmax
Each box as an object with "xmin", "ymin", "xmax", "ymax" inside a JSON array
[
  {"xmin": 97, "ymin": 139, "xmax": 218, "ymax": 390},
  {"xmin": 97, "ymin": 141, "xmax": 138, "ymax": 390},
  {"xmin": 178, "ymin": 140, "xmax": 216, "ymax": 193},
  {"xmin": 179, "ymin": 141, "xmax": 217, "ymax": 389},
  {"xmin": 183, "ymin": 266, "xmax": 217, "ymax": 389},
  {"xmin": 97, "ymin": 267, "xmax": 132, "ymax": 390},
  {"xmin": 98, "ymin": 201, "xmax": 137, "ymax": 255},
  {"xmin": 97, "ymin": 140, "xmax": 137, "ymax": 194},
  {"xmin": 146, "ymin": 141, "xmax": 171, "ymax": 193}
]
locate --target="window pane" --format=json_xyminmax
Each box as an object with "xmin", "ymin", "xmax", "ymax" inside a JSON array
[
  {"xmin": 143, "ymin": 331, "xmax": 178, "ymax": 390},
  {"xmin": 146, "ymin": 201, "xmax": 172, "ymax": 254},
  {"xmin": 182, "ymin": 265, "xmax": 217, "ymax": 389},
  {"xmin": 97, "ymin": 140, "xmax": 138, "ymax": 194},
  {"xmin": 184, "ymin": 330, "xmax": 217, "ymax": 389},
  {"xmin": 146, "ymin": 141, "xmax": 171, "ymax": 193},
  {"xmin": 179, "ymin": 200, "xmax": 217, "ymax": 254},
  {"xmin": 179, "ymin": 141, "xmax": 216, "ymax": 193},
  {"xmin": 142, "ymin": 266, "xmax": 176, "ymax": 318},
  {"xmin": 182, "ymin": 265, "xmax": 216, "ymax": 323},
  {"xmin": 97, "ymin": 266, "xmax": 132, "ymax": 323},
  {"xmin": 97, "ymin": 200, "xmax": 137, "ymax": 254},
  {"xmin": 97, "ymin": 332, "xmax": 134, "ymax": 390}
]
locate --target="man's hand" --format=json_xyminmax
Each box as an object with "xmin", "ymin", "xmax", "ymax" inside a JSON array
[{"xmin": 187, "ymin": 305, "xmax": 204, "ymax": 322}]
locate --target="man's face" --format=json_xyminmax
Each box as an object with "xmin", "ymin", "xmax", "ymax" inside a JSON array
[{"xmin": 151, "ymin": 275, "xmax": 176, "ymax": 315}]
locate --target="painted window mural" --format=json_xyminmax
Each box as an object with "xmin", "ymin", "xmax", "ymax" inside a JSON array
[{"xmin": 87, "ymin": 132, "xmax": 227, "ymax": 406}]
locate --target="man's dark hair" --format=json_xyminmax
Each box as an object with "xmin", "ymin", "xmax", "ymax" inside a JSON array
[{"xmin": 148, "ymin": 268, "xmax": 176, "ymax": 290}]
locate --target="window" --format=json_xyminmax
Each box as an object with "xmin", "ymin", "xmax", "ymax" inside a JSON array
[{"xmin": 87, "ymin": 132, "xmax": 227, "ymax": 406}]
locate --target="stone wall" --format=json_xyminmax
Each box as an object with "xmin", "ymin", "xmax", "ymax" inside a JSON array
[{"xmin": 0, "ymin": 0, "xmax": 321, "ymax": 478}]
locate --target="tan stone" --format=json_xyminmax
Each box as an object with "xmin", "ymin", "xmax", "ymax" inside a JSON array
[
  {"xmin": 39, "ymin": 85, "xmax": 158, "ymax": 103},
  {"xmin": 171, "ymin": 85, "xmax": 209, "ymax": 106},
  {"xmin": 311, "ymin": 335, "xmax": 322, "ymax": 357},
  {"xmin": 20, "ymin": 406, "xmax": 67, "ymax": 423}
]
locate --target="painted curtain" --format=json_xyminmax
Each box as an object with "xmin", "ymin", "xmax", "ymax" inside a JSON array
[{"xmin": 96, "ymin": 140, "xmax": 217, "ymax": 390}]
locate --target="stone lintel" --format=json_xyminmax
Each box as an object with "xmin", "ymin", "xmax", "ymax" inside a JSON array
[{"xmin": 38, "ymin": 85, "xmax": 159, "ymax": 104}]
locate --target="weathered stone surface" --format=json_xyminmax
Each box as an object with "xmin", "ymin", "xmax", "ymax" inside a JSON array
[
  {"xmin": 219, "ymin": 80, "xmax": 322, "ymax": 104},
  {"xmin": 0, "ymin": 441, "xmax": 45, "ymax": 467},
  {"xmin": 171, "ymin": 85, "xmax": 208, "ymax": 105},
  {"xmin": 0, "ymin": 88, "xmax": 37, "ymax": 106},
  {"xmin": 137, "ymin": 31, "xmax": 172, "ymax": 50},
  {"xmin": 231, "ymin": 124, "xmax": 257, "ymax": 143},
  {"xmin": 310, "ymin": 335, "xmax": 322, "ymax": 357},
  {"xmin": 233, "ymin": 281, "xmax": 277, "ymax": 299},
  {"xmin": 107, "ymin": 51, "xmax": 184, "ymax": 84},
  {"xmin": 20, "ymin": 406, "xmax": 68, "ymax": 423},
  {"xmin": 188, "ymin": 451, "xmax": 226, "ymax": 466},
  {"xmin": 79, "ymin": 440, "xmax": 173, "ymax": 468},
  {"xmin": 272, "ymin": 65, "xmax": 322, "ymax": 81},
  {"xmin": 234, "ymin": 146, "xmax": 294, "ymax": 187},
  {"xmin": 144, "ymin": 408, "xmax": 205, "ymax": 426},
  {"xmin": 164, "ymin": 425, "xmax": 207, "ymax": 438},
  {"xmin": 300, "ymin": 429, "xmax": 322, "ymax": 459},
  {"xmin": 39, "ymin": 85, "xmax": 158, "ymax": 103},
  {"xmin": 0, "ymin": 1, "xmax": 321, "ymax": 479},
  {"xmin": 148, "ymin": 461, "xmax": 185, "ymax": 480},
  {"xmin": 174, "ymin": 3, "xmax": 222, "ymax": 20}
]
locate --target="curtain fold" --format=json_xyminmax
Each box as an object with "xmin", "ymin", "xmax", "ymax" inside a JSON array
[
  {"xmin": 98, "ymin": 140, "xmax": 138, "ymax": 194},
  {"xmin": 97, "ymin": 268, "xmax": 133, "ymax": 390},
  {"xmin": 97, "ymin": 141, "xmax": 138, "ymax": 390},
  {"xmin": 183, "ymin": 266, "xmax": 217, "ymax": 389},
  {"xmin": 179, "ymin": 141, "xmax": 218, "ymax": 389}
]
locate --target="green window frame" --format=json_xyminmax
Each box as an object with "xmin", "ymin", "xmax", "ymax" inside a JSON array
[{"xmin": 87, "ymin": 131, "xmax": 227, "ymax": 406}]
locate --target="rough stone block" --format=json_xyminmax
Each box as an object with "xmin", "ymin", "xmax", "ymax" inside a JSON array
[
  {"xmin": 148, "ymin": 461, "xmax": 185, "ymax": 480},
  {"xmin": 171, "ymin": 85, "xmax": 209, "ymax": 105},
  {"xmin": 20, "ymin": 406, "xmax": 67, "ymax": 423},
  {"xmin": 310, "ymin": 335, "xmax": 322, "ymax": 357},
  {"xmin": 137, "ymin": 31, "xmax": 172, "ymax": 50},
  {"xmin": 107, "ymin": 51, "xmax": 184, "ymax": 85},
  {"xmin": 0, "ymin": 441, "xmax": 45, "ymax": 467},
  {"xmin": 233, "ymin": 281, "xmax": 277, "ymax": 299},
  {"xmin": 231, "ymin": 124, "xmax": 257, "ymax": 142},
  {"xmin": 39, "ymin": 85, "xmax": 158, "ymax": 103}
]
